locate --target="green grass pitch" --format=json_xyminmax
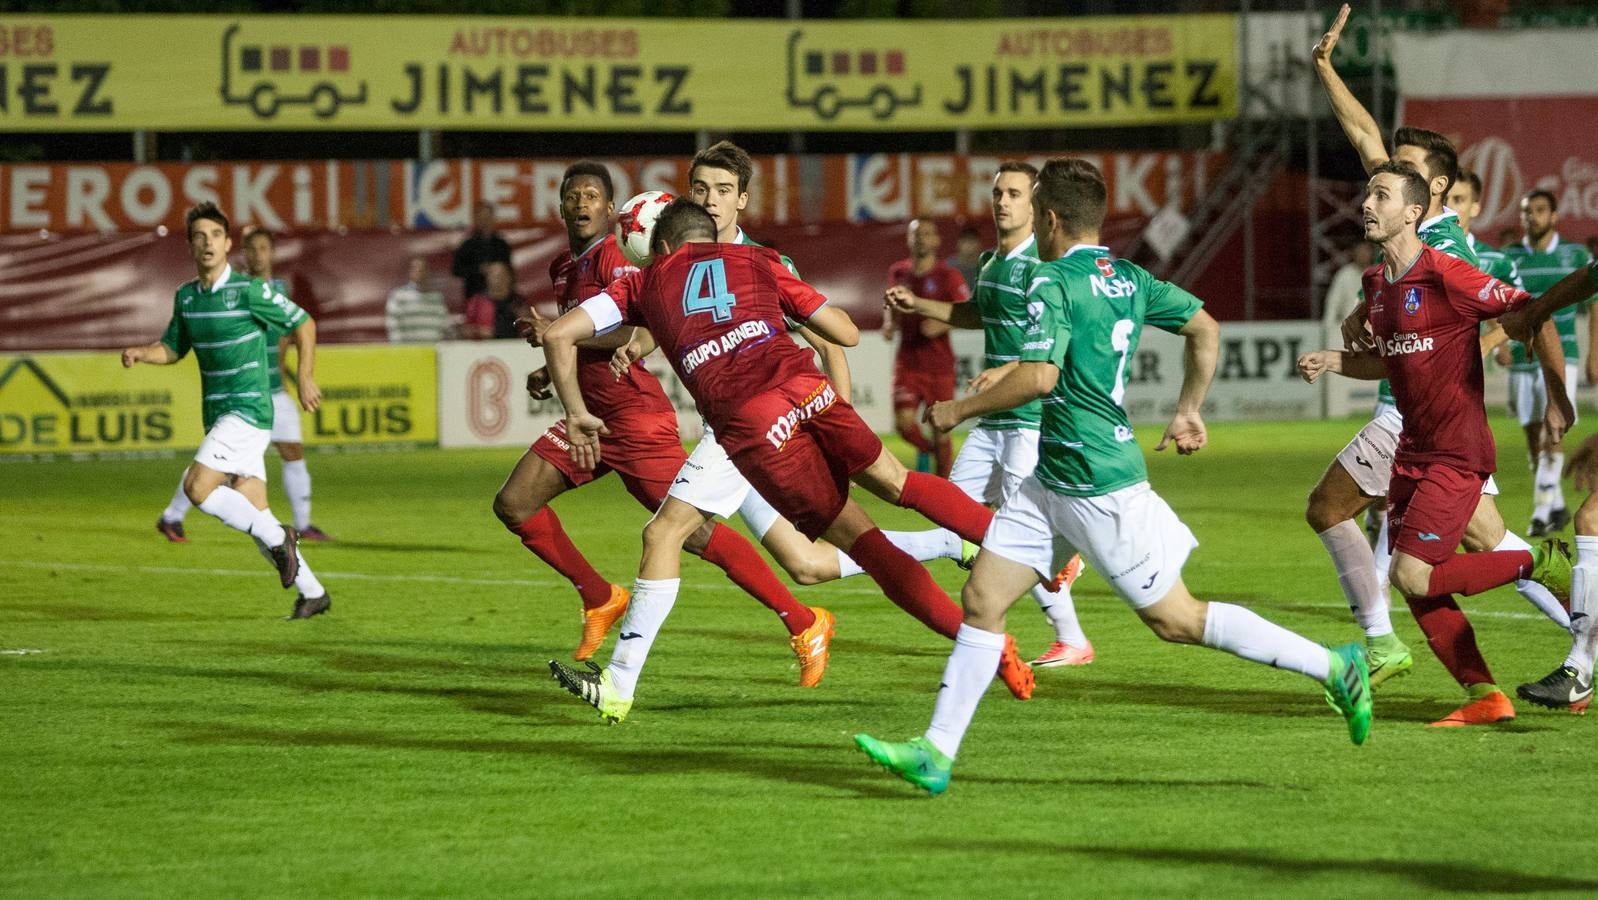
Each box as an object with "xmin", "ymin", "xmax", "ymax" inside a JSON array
[{"xmin": 2, "ymin": 417, "xmax": 1591, "ymax": 897}]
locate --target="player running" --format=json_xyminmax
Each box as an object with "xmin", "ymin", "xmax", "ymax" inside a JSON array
[
  {"xmin": 853, "ymin": 159, "xmax": 1372, "ymax": 796},
  {"xmin": 1503, "ymin": 189, "xmax": 1596, "ymax": 537},
  {"xmin": 542, "ymin": 200, "xmax": 1029, "ymax": 723},
  {"xmin": 156, "ymin": 228, "xmax": 332, "ymax": 543},
  {"xmin": 884, "ymin": 219, "xmax": 970, "ymax": 477},
  {"xmin": 120, "ymin": 203, "xmax": 330, "ymax": 619},
  {"xmin": 493, "ymin": 162, "xmax": 832, "ymax": 665},
  {"xmin": 1307, "ymin": 4, "xmax": 1566, "ymax": 695},
  {"xmin": 1300, "ymin": 161, "xmax": 1574, "ymax": 728},
  {"xmin": 884, "ymin": 160, "xmax": 1093, "ymax": 668}
]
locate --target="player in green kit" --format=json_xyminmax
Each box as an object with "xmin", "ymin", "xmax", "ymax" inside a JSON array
[
  {"xmin": 853, "ymin": 159, "xmax": 1371, "ymax": 795},
  {"xmin": 1503, "ymin": 189, "xmax": 1596, "ymax": 536},
  {"xmin": 122, "ymin": 203, "xmax": 331, "ymax": 619},
  {"xmin": 884, "ymin": 160, "xmax": 1092, "ymax": 667}
]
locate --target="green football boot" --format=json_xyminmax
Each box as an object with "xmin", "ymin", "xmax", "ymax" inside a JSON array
[
  {"xmin": 956, "ymin": 539, "xmax": 981, "ymax": 571},
  {"xmin": 1531, "ymin": 538, "xmax": 1573, "ymax": 605},
  {"xmin": 548, "ymin": 660, "xmax": 632, "ymax": 724},
  {"xmin": 1324, "ymin": 642, "xmax": 1373, "ymax": 746},
  {"xmin": 854, "ymin": 734, "xmax": 952, "ymax": 796},
  {"xmin": 1365, "ymin": 632, "xmax": 1414, "ymax": 689}
]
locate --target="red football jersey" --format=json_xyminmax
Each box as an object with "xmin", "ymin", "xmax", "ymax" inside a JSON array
[
  {"xmin": 581, "ymin": 243, "xmax": 829, "ymax": 430},
  {"xmin": 1364, "ymin": 245, "xmax": 1530, "ymax": 473},
  {"xmin": 549, "ymin": 234, "xmax": 674, "ymax": 419},
  {"xmin": 887, "ymin": 259, "xmax": 971, "ymax": 372}
]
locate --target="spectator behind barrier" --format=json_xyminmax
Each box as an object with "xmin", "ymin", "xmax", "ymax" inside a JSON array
[
  {"xmin": 386, "ymin": 256, "xmax": 453, "ymax": 343},
  {"xmin": 451, "ymin": 200, "xmax": 512, "ymax": 300},
  {"xmin": 463, "ymin": 260, "xmax": 523, "ymax": 341}
]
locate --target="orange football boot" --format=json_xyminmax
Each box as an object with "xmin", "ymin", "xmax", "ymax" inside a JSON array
[
  {"xmin": 1047, "ymin": 554, "xmax": 1085, "ymax": 592},
  {"xmin": 790, "ymin": 607, "xmax": 836, "ymax": 688},
  {"xmin": 1427, "ymin": 690, "xmax": 1516, "ymax": 727},
  {"xmin": 574, "ymin": 584, "xmax": 629, "ymax": 661},
  {"xmin": 998, "ymin": 633, "xmax": 1035, "ymax": 700}
]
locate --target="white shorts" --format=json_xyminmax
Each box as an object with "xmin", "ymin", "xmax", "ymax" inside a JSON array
[
  {"xmin": 666, "ymin": 427, "xmax": 784, "ymax": 540},
  {"xmin": 1336, "ymin": 406, "xmax": 1498, "ymax": 498},
  {"xmin": 948, "ymin": 426, "xmax": 1040, "ymax": 506},
  {"xmin": 194, "ymin": 413, "xmax": 271, "ymax": 482},
  {"xmin": 1508, "ymin": 363, "xmax": 1580, "ymax": 428},
  {"xmin": 270, "ymin": 389, "xmax": 303, "ymax": 444},
  {"xmin": 984, "ymin": 478, "xmax": 1196, "ymax": 610}
]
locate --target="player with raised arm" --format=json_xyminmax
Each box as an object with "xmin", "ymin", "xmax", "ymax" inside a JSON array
[
  {"xmin": 853, "ymin": 159, "xmax": 1372, "ymax": 796},
  {"xmin": 156, "ymin": 229, "xmax": 332, "ymax": 543},
  {"xmin": 1504, "ymin": 189, "xmax": 1596, "ymax": 536},
  {"xmin": 1306, "ymin": 4, "xmax": 1567, "ymax": 693},
  {"xmin": 1298, "ymin": 162, "xmax": 1574, "ymax": 728},
  {"xmin": 884, "ymin": 160, "xmax": 1093, "ymax": 668},
  {"xmin": 541, "ymin": 200, "xmax": 1031, "ymax": 723},
  {"xmin": 122, "ymin": 203, "xmax": 330, "ymax": 619},
  {"xmin": 495, "ymin": 162, "xmax": 830, "ymax": 665},
  {"xmin": 884, "ymin": 219, "xmax": 971, "ymax": 477}
]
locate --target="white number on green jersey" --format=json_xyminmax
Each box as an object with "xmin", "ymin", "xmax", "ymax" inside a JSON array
[{"xmin": 1109, "ymin": 318, "xmax": 1134, "ymax": 407}]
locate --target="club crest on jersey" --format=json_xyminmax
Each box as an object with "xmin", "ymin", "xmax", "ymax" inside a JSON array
[
  {"xmin": 1095, "ymin": 257, "xmax": 1116, "ymax": 277},
  {"xmin": 1008, "ymin": 264, "xmax": 1027, "ymax": 288},
  {"xmin": 1403, "ymin": 287, "xmax": 1420, "ymax": 315}
]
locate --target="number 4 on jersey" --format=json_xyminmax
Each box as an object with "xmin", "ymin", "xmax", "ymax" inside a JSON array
[{"xmin": 682, "ymin": 259, "xmax": 738, "ymax": 323}]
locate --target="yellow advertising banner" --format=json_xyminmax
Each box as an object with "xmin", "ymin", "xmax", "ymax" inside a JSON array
[
  {"xmin": 0, "ymin": 345, "xmax": 436, "ymax": 456},
  {"xmin": 0, "ymin": 15, "xmax": 1236, "ymax": 131}
]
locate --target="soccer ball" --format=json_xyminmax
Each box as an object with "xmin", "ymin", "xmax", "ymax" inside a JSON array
[{"xmin": 615, "ymin": 191, "xmax": 676, "ymax": 267}]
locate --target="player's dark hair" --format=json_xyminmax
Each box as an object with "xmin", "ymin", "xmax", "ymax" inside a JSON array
[
  {"xmin": 1370, "ymin": 160, "xmax": 1430, "ymax": 212},
  {"xmin": 690, "ymin": 140, "xmax": 754, "ymax": 194},
  {"xmin": 1524, "ymin": 189, "xmax": 1558, "ymax": 212},
  {"xmin": 185, "ymin": 202, "xmax": 230, "ymax": 238},
  {"xmin": 243, "ymin": 226, "xmax": 275, "ymax": 245},
  {"xmin": 651, "ymin": 198, "xmax": 718, "ymax": 255},
  {"xmin": 561, "ymin": 161, "xmax": 615, "ymax": 202},
  {"xmin": 996, "ymin": 160, "xmax": 1039, "ymax": 180},
  {"xmin": 1034, "ymin": 158, "xmax": 1107, "ymax": 235},
  {"xmin": 1393, "ymin": 126, "xmax": 1457, "ymax": 197},
  {"xmin": 1455, "ymin": 168, "xmax": 1482, "ymax": 200}
]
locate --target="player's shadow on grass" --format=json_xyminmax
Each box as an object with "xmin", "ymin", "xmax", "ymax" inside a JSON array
[
  {"xmin": 312, "ymin": 540, "xmax": 497, "ymax": 555},
  {"xmin": 673, "ymin": 626, "xmax": 950, "ymax": 660},
  {"xmin": 931, "ymin": 839, "xmax": 1598, "ymax": 894}
]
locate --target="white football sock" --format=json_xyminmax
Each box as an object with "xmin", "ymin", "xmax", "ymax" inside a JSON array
[
  {"xmin": 1547, "ymin": 452, "xmax": 1567, "ymax": 513},
  {"xmin": 1032, "ymin": 581, "xmax": 1088, "ymax": 646},
  {"xmin": 1563, "ymin": 536, "xmax": 1598, "ymax": 679},
  {"xmin": 162, "ymin": 477, "xmax": 192, "ymax": 523},
  {"xmin": 1494, "ymin": 531, "xmax": 1571, "ymax": 630},
  {"xmin": 252, "ymin": 537, "xmax": 324, "ymax": 598},
  {"xmin": 281, "ymin": 458, "xmax": 312, "ymax": 530},
  {"xmin": 1318, "ymin": 520, "xmax": 1391, "ymax": 638},
  {"xmin": 605, "ymin": 578, "xmax": 679, "ymax": 700},
  {"xmin": 924, "ymin": 623, "xmax": 1005, "ymax": 760},
  {"xmin": 1533, "ymin": 452, "xmax": 1558, "ymax": 521},
  {"xmin": 835, "ymin": 529, "xmax": 961, "ymax": 579},
  {"xmin": 1372, "ymin": 513, "xmax": 1393, "ymax": 596},
  {"xmin": 198, "ymin": 485, "xmax": 286, "ymax": 546},
  {"xmin": 1201, "ymin": 602, "xmax": 1331, "ymax": 683}
]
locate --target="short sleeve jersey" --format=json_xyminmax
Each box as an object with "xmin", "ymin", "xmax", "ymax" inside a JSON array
[
  {"xmin": 973, "ymin": 236, "xmax": 1043, "ymax": 431},
  {"xmin": 1375, "ymin": 211, "xmax": 1479, "ymax": 406},
  {"xmin": 1504, "ymin": 233, "xmax": 1595, "ymax": 370},
  {"xmin": 1363, "ymin": 246, "xmax": 1530, "ymax": 473},
  {"xmin": 551, "ymin": 234, "xmax": 674, "ymax": 420},
  {"xmin": 888, "ymin": 259, "xmax": 971, "ymax": 374},
  {"xmin": 159, "ymin": 265, "xmax": 308, "ymax": 431},
  {"xmin": 1019, "ymin": 245, "xmax": 1202, "ymax": 498},
  {"xmin": 582, "ymin": 243, "xmax": 828, "ymax": 430},
  {"xmin": 262, "ymin": 277, "xmax": 291, "ymax": 394}
]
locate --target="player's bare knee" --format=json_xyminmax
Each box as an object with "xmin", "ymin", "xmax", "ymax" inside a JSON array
[
  {"xmin": 1305, "ymin": 483, "xmax": 1344, "ymax": 532},
  {"xmin": 491, "ymin": 486, "xmax": 533, "ymax": 528},
  {"xmin": 1388, "ymin": 559, "xmax": 1432, "ymax": 599}
]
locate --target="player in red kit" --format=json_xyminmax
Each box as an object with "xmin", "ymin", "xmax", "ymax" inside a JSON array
[
  {"xmin": 885, "ymin": 219, "xmax": 971, "ymax": 477},
  {"xmin": 541, "ymin": 200, "xmax": 1031, "ymax": 722},
  {"xmin": 1304, "ymin": 161, "xmax": 1574, "ymax": 727},
  {"xmin": 494, "ymin": 162, "xmax": 828, "ymax": 664}
]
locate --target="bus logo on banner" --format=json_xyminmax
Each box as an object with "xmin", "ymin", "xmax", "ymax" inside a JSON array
[
  {"xmin": 785, "ymin": 30, "xmax": 923, "ymax": 121},
  {"xmin": 219, "ymin": 23, "xmax": 370, "ymax": 120}
]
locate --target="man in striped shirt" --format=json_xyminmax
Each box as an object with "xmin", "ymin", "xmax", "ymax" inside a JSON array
[
  {"xmin": 386, "ymin": 256, "xmax": 452, "ymax": 343},
  {"xmin": 121, "ymin": 203, "xmax": 331, "ymax": 619}
]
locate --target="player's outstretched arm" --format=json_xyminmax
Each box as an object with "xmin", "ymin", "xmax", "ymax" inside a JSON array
[
  {"xmin": 543, "ymin": 307, "xmax": 609, "ymax": 471},
  {"xmin": 288, "ymin": 319, "xmax": 320, "ymax": 413},
  {"xmin": 1313, "ymin": 4, "xmax": 1389, "ymax": 175},
  {"xmin": 1156, "ymin": 310, "xmax": 1219, "ymax": 454},
  {"xmin": 1500, "ymin": 261, "xmax": 1598, "ymax": 345},
  {"xmin": 884, "ymin": 284, "xmax": 980, "ymax": 329},
  {"xmin": 1532, "ymin": 319, "xmax": 1573, "ymax": 446},
  {"xmin": 120, "ymin": 343, "xmax": 179, "ymax": 368},
  {"xmin": 926, "ymin": 361, "xmax": 1057, "ymax": 434},
  {"xmin": 795, "ymin": 325, "xmax": 852, "ymax": 403},
  {"xmin": 803, "ymin": 306, "xmax": 860, "ymax": 349},
  {"xmin": 1297, "ymin": 349, "xmax": 1384, "ymax": 382}
]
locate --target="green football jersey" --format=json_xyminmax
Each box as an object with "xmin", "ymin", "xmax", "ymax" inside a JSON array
[
  {"xmin": 1019, "ymin": 244, "xmax": 1202, "ymax": 497},
  {"xmin": 1504, "ymin": 233, "xmax": 1594, "ymax": 370},
  {"xmin": 159, "ymin": 265, "xmax": 309, "ymax": 431},
  {"xmin": 972, "ymin": 236, "xmax": 1043, "ymax": 431},
  {"xmin": 1375, "ymin": 210, "xmax": 1480, "ymax": 406},
  {"xmin": 262, "ymin": 276, "xmax": 291, "ymax": 393},
  {"xmin": 736, "ymin": 229, "xmax": 798, "ymax": 276}
]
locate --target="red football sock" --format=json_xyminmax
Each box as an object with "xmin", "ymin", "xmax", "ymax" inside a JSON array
[
  {"xmin": 898, "ymin": 472, "xmax": 994, "ymax": 544},
  {"xmin": 846, "ymin": 528, "xmax": 962, "ymax": 638},
  {"xmin": 1405, "ymin": 593, "xmax": 1496, "ymax": 688},
  {"xmin": 514, "ymin": 508, "xmax": 611, "ymax": 610},
  {"xmin": 934, "ymin": 437, "xmax": 953, "ymax": 478},
  {"xmin": 1426, "ymin": 550, "xmax": 1532, "ymax": 597},
  {"xmin": 699, "ymin": 524, "xmax": 815, "ymax": 636},
  {"xmin": 897, "ymin": 420, "xmax": 935, "ymax": 454}
]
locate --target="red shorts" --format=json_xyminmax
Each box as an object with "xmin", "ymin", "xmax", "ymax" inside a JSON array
[
  {"xmin": 530, "ymin": 411, "xmax": 686, "ymax": 512},
  {"xmin": 1386, "ymin": 461, "xmax": 1486, "ymax": 565},
  {"xmin": 893, "ymin": 369, "xmax": 956, "ymax": 411},
  {"xmin": 718, "ymin": 375, "xmax": 884, "ymax": 541}
]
